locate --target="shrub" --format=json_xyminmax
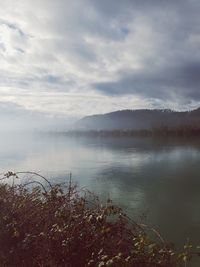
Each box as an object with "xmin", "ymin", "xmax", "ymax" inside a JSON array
[{"xmin": 0, "ymin": 172, "xmax": 198, "ymax": 267}]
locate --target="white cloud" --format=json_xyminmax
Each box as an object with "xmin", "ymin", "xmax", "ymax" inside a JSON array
[{"xmin": 0, "ymin": 0, "xmax": 199, "ymax": 123}]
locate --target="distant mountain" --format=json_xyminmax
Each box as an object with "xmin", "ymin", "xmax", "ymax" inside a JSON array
[{"xmin": 75, "ymin": 108, "xmax": 200, "ymax": 131}]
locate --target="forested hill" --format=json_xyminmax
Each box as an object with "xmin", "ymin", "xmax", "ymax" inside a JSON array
[{"xmin": 75, "ymin": 108, "xmax": 200, "ymax": 131}]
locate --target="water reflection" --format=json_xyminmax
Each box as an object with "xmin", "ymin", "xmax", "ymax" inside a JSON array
[{"xmin": 0, "ymin": 133, "xmax": 200, "ymax": 256}]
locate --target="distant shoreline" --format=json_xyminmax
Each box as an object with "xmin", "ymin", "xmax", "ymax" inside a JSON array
[{"xmin": 63, "ymin": 128, "xmax": 200, "ymax": 138}]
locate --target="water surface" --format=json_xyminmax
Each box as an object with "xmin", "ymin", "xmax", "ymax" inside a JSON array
[{"xmin": 1, "ymin": 132, "xmax": 200, "ymax": 262}]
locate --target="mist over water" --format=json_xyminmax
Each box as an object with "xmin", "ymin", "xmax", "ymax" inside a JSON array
[
  {"xmin": 1, "ymin": 132, "xmax": 200, "ymax": 257},
  {"xmin": 1, "ymin": 0, "xmax": 200, "ymax": 265},
  {"xmin": 0, "ymin": 102, "xmax": 75, "ymax": 132}
]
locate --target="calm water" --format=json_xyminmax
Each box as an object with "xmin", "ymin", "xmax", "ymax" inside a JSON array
[{"xmin": 1, "ymin": 132, "xmax": 200, "ymax": 263}]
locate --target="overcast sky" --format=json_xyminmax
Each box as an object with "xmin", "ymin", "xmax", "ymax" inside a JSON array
[{"xmin": 0, "ymin": 0, "xmax": 200, "ymax": 124}]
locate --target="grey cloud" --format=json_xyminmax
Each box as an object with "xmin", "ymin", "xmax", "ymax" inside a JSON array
[
  {"xmin": 44, "ymin": 0, "xmax": 131, "ymax": 43},
  {"xmin": 1, "ymin": 0, "xmax": 200, "ymax": 116},
  {"xmin": 0, "ymin": 69, "xmax": 75, "ymax": 92},
  {"xmin": 0, "ymin": 19, "xmax": 29, "ymax": 57},
  {"xmin": 94, "ymin": 60, "xmax": 200, "ymax": 101},
  {"xmin": 0, "ymin": 19, "xmax": 26, "ymax": 37},
  {"xmin": 91, "ymin": 0, "xmax": 200, "ymax": 105}
]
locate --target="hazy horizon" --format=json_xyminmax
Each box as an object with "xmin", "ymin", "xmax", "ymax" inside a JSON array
[
  {"xmin": 0, "ymin": 104, "xmax": 199, "ymax": 133},
  {"xmin": 1, "ymin": 0, "xmax": 200, "ymax": 131}
]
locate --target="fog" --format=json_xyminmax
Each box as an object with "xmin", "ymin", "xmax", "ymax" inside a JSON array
[{"xmin": 0, "ymin": 101, "xmax": 76, "ymax": 132}]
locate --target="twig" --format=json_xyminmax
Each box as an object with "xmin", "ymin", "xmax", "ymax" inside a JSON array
[
  {"xmin": 15, "ymin": 171, "xmax": 53, "ymax": 189},
  {"xmin": 23, "ymin": 181, "xmax": 48, "ymax": 194}
]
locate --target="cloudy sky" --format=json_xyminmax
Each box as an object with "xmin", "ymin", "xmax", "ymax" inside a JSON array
[{"xmin": 0, "ymin": 0, "xmax": 200, "ymax": 125}]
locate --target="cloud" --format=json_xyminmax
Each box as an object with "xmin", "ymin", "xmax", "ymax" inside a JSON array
[
  {"xmin": 92, "ymin": 0, "xmax": 200, "ymax": 108},
  {"xmin": 0, "ymin": 0, "xmax": 200, "ymax": 121},
  {"xmin": 94, "ymin": 61, "xmax": 200, "ymax": 100}
]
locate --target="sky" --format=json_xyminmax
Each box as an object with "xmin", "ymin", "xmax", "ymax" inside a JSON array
[{"xmin": 0, "ymin": 0, "xmax": 200, "ymax": 129}]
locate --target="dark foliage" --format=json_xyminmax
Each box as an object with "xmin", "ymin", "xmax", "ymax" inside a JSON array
[{"xmin": 0, "ymin": 172, "xmax": 198, "ymax": 267}]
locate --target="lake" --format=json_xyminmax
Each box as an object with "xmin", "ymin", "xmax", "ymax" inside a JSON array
[{"xmin": 1, "ymin": 132, "xmax": 200, "ymax": 262}]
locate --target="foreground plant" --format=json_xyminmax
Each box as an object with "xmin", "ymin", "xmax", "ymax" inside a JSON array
[{"xmin": 0, "ymin": 172, "xmax": 199, "ymax": 267}]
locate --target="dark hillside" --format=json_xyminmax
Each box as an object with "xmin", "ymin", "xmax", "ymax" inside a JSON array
[{"xmin": 75, "ymin": 108, "xmax": 200, "ymax": 131}]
